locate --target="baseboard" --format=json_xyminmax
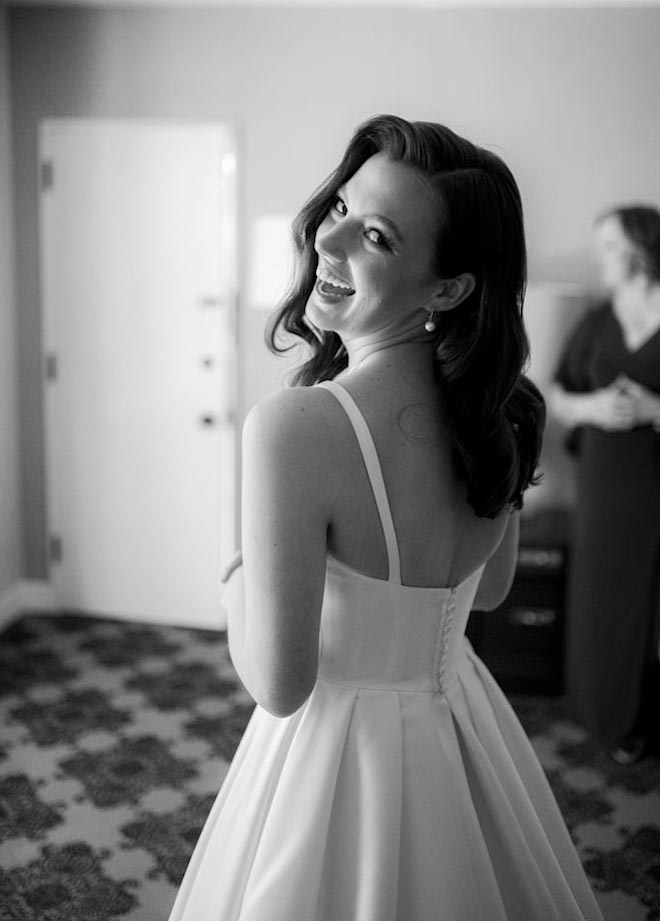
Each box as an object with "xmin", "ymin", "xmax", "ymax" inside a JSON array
[
  {"xmin": 0, "ymin": 579, "xmax": 58, "ymax": 631},
  {"xmin": 0, "ymin": 582, "xmax": 22, "ymax": 631},
  {"xmin": 0, "ymin": 580, "xmax": 226, "ymax": 633}
]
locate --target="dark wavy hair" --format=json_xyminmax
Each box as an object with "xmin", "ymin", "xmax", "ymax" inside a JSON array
[
  {"xmin": 596, "ymin": 204, "xmax": 660, "ymax": 283},
  {"xmin": 267, "ymin": 114, "xmax": 545, "ymax": 519}
]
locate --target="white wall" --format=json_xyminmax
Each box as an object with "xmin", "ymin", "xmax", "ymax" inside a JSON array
[
  {"xmin": 0, "ymin": 7, "xmax": 23, "ymax": 603},
  {"xmin": 9, "ymin": 5, "xmax": 660, "ymax": 576}
]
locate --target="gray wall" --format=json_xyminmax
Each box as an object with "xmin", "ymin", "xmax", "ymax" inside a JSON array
[
  {"xmin": 0, "ymin": 7, "xmax": 22, "ymax": 595},
  {"xmin": 9, "ymin": 5, "xmax": 660, "ymax": 578}
]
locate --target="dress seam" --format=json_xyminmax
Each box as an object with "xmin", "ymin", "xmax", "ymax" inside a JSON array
[
  {"xmin": 315, "ymin": 677, "xmax": 448, "ymax": 695},
  {"xmin": 394, "ymin": 691, "xmax": 403, "ymax": 921}
]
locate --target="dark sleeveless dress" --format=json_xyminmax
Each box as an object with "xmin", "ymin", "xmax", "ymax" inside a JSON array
[{"xmin": 554, "ymin": 301, "xmax": 660, "ymax": 746}]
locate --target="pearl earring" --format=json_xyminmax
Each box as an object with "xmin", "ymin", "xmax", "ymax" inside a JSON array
[{"xmin": 424, "ymin": 309, "xmax": 437, "ymax": 333}]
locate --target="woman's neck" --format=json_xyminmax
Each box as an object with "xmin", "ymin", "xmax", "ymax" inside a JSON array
[
  {"xmin": 343, "ymin": 333, "xmax": 437, "ymax": 380},
  {"xmin": 612, "ymin": 279, "xmax": 660, "ymax": 349},
  {"xmin": 613, "ymin": 277, "xmax": 660, "ymax": 315}
]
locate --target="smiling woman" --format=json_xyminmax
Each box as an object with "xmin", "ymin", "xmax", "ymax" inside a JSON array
[
  {"xmin": 167, "ymin": 115, "xmax": 604, "ymax": 921},
  {"xmin": 306, "ymin": 155, "xmax": 450, "ymax": 338},
  {"xmin": 270, "ymin": 114, "xmax": 543, "ymax": 520}
]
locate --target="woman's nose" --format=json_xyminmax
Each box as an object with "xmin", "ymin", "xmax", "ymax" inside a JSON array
[{"xmin": 315, "ymin": 216, "xmax": 349, "ymax": 264}]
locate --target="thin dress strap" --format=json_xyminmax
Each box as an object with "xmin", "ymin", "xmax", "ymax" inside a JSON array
[{"xmin": 317, "ymin": 380, "xmax": 402, "ymax": 584}]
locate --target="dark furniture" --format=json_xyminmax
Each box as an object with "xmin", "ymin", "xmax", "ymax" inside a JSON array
[{"xmin": 466, "ymin": 507, "xmax": 571, "ymax": 695}]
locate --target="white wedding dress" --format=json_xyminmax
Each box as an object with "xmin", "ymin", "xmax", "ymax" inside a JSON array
[{"xmin": 167, "ymin": 379, "xmax": 604, "ymax": 921}]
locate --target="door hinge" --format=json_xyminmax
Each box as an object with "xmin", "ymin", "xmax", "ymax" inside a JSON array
[
  {"xmin": 49, "ymin": 534, "xmax": 63, "ymax": 563},
  {"xmin": 45, "ymin": 353, "xmax": 58, "ymax": 382},
  {"xmin": 41, "ymin": 160, "xmax": 54, "ymax": 191}
]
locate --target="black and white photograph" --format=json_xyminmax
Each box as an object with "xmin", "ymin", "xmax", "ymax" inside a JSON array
[{"xmin": 1, "ymin": 0, "xmax": 659, "ymax": 919}]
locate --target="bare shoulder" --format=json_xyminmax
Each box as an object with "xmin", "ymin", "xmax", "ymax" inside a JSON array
[
  {"xmin": 242, "ymin": 386, "xmax": 346, "ymax": 478},
  {"xmin": 244, "ymin": 385, "xmax": 342, "ymax": 440}
]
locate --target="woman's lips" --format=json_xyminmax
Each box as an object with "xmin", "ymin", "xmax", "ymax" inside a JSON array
[
  {"xmin": 316, "ymin": 262, "xmax": 356, "ymax": 296},
  {"xmin": 315, "ymin": 277, "xmax": 355, "ymax": 300}
]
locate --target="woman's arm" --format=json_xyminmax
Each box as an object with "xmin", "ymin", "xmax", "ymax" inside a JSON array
[
  {"xmin": 227, "ymin": 388, "xmax": 331, "ymax": 718},
  {"xmin": 472, "ymin": 510, "xmax": 520, "ymax": 612}
]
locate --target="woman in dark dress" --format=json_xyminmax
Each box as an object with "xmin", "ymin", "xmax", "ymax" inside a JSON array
[{"xmin": 550, "ymin": 205, "xmax": 660, "ymax": 764}]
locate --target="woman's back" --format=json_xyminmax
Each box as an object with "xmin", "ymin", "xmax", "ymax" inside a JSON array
[
  {"xmin": 318, "ymin": 367, "xmax": 509, "ymax": 589},
  {"xmin": 169, "ymin": 374, "xmax": 605, "ymax": 921}
]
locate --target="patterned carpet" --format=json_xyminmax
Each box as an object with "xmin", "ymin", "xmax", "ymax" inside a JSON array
[{"xmin": 0, "ymin": 611, "xmax": 658, "ymax": 921}]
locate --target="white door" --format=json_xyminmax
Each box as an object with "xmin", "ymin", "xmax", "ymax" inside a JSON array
[{"xmin": 39, "ymin": 119, "xmax": 237, "ymax": 628}]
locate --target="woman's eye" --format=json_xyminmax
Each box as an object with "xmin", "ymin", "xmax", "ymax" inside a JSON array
[
  {"xmin": 365, "ymin": 228, "xmax": 390, "ymax": 249},
  {"xmin": 332, "ymin": 196, "xmax": 347, "ymax": 216}
]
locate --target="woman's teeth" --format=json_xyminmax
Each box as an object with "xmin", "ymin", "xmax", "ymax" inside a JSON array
[
  {"xmin": 316, "ymin": 269, "xmax": 355, "ymax": 299},
  {"xmin": 318, "ymin": 279, "xmax": 353, "ymax": 298}
]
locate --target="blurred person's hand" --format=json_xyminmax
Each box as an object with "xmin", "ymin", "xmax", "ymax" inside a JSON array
[
  {"xmin": 618, "ymin": 375, "xmax": 660, "ymax": 431},
  {"xmin": 588, "ymin": 377, "xmax": 637, "ymax": 431}
]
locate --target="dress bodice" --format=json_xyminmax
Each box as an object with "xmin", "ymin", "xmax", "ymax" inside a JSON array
[
  {"xmin": 314, "ymin": 381, "xmax": 485, "ymax": 697},
  {"xmin": 318, "ymin": 555, "xmax": 484, "ymax": 695}
]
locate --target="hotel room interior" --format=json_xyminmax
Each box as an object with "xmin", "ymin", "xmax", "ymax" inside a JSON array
[{"xmin": 0, "ymin": 1, "xmax": 659, "ymax": 918}]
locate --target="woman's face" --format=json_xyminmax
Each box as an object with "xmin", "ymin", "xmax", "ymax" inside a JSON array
[
  {"xmin": 594, "ymin": 215, "xmax": 637, "ymax": 291},
  {"xmin": 305, "ymin": 153, "xmax": 444, "ymax": 340}
]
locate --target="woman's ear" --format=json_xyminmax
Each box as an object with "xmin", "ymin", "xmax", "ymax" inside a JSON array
[{"xmin": 428, "ymin": 273, "xmax": 476, "ymax": 313}]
